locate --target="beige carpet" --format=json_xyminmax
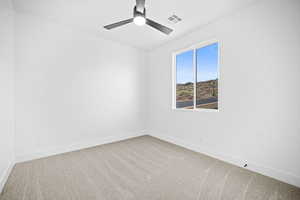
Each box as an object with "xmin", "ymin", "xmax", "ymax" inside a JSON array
[{"xmin": 1, "ymin": 135, "xmax": 300, "ymax": 200}]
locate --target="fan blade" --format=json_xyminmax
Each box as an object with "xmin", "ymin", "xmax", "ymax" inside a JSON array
[
  {"xmin": 104, "ymin": 18, "xmax": 133, "ymax": 30},
  {"xmin": 136, "ymin": 0, "xmax": 145, "ymax": 12},
  {"xmin": 146, "ymin": 18, "xmax": 173, "ymax": 35}
]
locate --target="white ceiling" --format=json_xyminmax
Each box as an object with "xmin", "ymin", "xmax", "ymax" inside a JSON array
[{"xmin": 12, "ymin": 0, "xmax": 258, "ymax": 50}]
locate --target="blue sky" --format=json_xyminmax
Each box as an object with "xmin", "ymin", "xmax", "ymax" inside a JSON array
[{"xmin": 176, "ymin": 42, "xmax": 218, "ymax": 83}]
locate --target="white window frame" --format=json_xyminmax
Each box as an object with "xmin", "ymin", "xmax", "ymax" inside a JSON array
[{"xmin": 172, "ymin": 39, "xmax": 220, "ymax": 112}]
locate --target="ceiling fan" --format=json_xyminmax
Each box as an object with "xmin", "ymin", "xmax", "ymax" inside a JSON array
[{"xmin": 104, "ymin": 0, "xmax": 173, "ymax": 35}]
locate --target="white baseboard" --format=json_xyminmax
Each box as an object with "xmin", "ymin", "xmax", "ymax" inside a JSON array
[
  {"xmin": 150, "ymin": 132, "xmax": 300, "ymax": 188},
  {"xmin": 16, "ymin": 131, "xmax": 146, "ymax": 163},
  {"xmin": 0, "ymin": 161, "xmax": 15, "ymax": 194}
]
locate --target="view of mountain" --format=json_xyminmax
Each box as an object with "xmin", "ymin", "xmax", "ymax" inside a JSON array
[{"xmin": 176, "ymin": 79, "xmax": 218, "ymax": 109}]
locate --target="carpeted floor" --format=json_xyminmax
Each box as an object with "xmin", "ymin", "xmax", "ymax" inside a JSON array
[{"xmin": 1, "ymin": 135, "xmax": 300, "ymax": 200}]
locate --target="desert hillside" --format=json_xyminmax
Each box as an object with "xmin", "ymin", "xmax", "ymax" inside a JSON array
[{"xmin": 176, "ymin": 79, "xmax": 218, "ymax": 102}]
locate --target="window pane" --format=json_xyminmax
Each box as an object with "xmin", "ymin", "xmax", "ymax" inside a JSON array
[
  {"xmin": 176, "ymin": 50, "xmax": 194, "ymax": 109},
  {"xmin": 196, "ymin": 43, "xmax": 218, "ymax": 109}
]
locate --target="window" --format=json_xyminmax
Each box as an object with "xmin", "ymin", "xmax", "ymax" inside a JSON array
[{"xmin": 173, "ymin": 41, "xmax": 219, "ymax": 110}]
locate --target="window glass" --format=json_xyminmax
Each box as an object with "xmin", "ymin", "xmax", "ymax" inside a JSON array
[
  {"xmin": 176, "ymin": 50, "xmax": 194, "ymax": 109},
  {"xmin": 196, "ymin": 42, "xmax": 218, "ymax": 109}
]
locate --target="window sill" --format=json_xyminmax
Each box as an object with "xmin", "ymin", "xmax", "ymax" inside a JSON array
[{"xmin": 172, "ymin": 108, "xmax": 219, "ymax": 112}]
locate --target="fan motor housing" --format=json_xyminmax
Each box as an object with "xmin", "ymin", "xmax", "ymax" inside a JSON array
[{"xmin": 134, "ymin": 6, "xmax": 146, "ymax": 18}]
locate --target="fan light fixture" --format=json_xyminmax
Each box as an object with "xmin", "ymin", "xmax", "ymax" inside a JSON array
[
  {"xmin": 104, "ymin": 0, "xmax": 173, "ymax": 35},
  {"xmin": 134, "ymin": 16, "xmax": 146, "ymax": 26}
]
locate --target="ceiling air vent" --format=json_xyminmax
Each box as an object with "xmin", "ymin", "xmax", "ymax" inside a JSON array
[{"xmin": 168, "ymin": 15, "xmax": 182, "ymax": 24}]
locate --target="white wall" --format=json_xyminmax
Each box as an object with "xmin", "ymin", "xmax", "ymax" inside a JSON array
[
  {"xmin": 0, "ymin": 0, "xmax": 15, "ymax": 191},
  {"xmin": 147, "ymin": 0, "xmax": 300, "ymax": 187},
  {"xmin": 14, "ymin": 13, "xmax": 146, "ymax": 161}
]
